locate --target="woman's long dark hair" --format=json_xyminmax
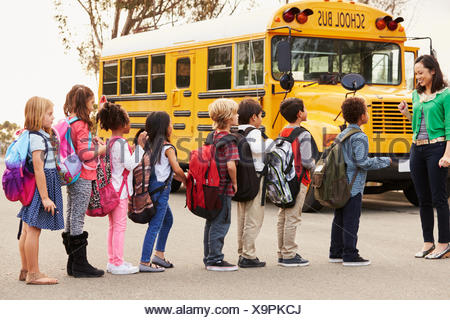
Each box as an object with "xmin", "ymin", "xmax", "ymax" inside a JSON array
[
  {"xmin": 415, "ymin": 55, "xmax": 447, "ymax": 94},
  {"xmin": 145, "ymin": 111, "xmax": 171, "ymax": 164}
]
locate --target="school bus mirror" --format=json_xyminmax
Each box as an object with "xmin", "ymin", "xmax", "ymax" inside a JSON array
[
  {"xmin": 276, "ymin": 40, "xmax": 292, "ymax": 73},
  {"xmin": 280, "ymin": 73, "xmax": 295, "ymax": 91},
  {"xmin": 341, "ymin": 73, "xmax": 365, "ymax": 92}
]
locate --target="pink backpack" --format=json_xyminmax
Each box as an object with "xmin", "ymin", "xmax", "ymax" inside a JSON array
[
  {"xmin": 86, "ymin": 137, "xmax": 131, "ymax": 217},
  {"xmin": 53, "ymin": 116, "xmax": 92, "ymax": 185}
]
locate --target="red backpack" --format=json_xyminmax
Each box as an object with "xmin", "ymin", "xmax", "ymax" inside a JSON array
[{"xmin": 186, "ymin": 132, "xmax": 236, "ymax": 220}]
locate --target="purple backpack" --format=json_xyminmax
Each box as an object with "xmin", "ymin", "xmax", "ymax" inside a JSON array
[{"xmin": 2, "ymin": 130, "xmax": 48, "ymax": 206}]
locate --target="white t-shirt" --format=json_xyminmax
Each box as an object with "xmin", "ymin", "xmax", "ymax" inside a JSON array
[
  {"xmin": 237, "ymin": 125, "xmax": 274, "ymax": 172},
  {"xmin": 154, "ymin": 145, "xmax": 173, "ymax": 182},
  {"xmin": 110, "ymin": 137, "xmax": 144, "ymax": 199}
]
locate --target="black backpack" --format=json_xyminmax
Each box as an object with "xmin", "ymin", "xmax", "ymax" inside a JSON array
[{"xmin": 232, "ymin": 127, "xmax": 267, "ymax": 203}]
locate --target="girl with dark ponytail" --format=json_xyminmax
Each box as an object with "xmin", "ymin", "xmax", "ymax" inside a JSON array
[
  {"xmin": 96, "ymin": 102, "xmax": 147, "ymax": 275},
  {"xmin": 139, "ymin": 111, "xmax": 186, "ymax": 272}
]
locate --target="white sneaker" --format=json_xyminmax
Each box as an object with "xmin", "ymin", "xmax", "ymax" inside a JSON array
[
  {"xmin": 109, "ymin": 263, "xmax": 139, "ymax": 275},
  {"xmin": 107, "ymin": 261, "xmax": 133, "ymax": 273}
]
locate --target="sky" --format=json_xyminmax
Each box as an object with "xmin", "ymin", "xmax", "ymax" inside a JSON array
[{"xmin": 1, "ymin": 0, "xmax": 449, "ymax": 126}]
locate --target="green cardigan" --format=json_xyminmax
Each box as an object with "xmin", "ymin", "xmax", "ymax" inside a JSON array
[{"xmin": 412, "ymin": 88, "xmax": 450, "ymax": 140}]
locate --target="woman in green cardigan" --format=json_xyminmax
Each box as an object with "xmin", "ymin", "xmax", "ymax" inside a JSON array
[{"xmin": 398, "ymin": 54, "xmax": 450, "ymax": 260}]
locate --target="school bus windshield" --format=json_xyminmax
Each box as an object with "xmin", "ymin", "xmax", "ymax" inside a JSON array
[{"xmin": 272, "ymin": 36, "xmax": 401, "ymax": 85}]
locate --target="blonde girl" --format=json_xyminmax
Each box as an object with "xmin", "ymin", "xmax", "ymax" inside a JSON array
[
  {"xmin": 18, "ymin": 96, "xmax": 64, "ymax": 285},
  {"xmin": 61, "ymin": 85, "xmax": 106, "ymax": 278}
]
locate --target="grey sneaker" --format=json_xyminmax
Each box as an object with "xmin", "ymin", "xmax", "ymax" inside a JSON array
[
  {"xmin": 152, "ymin": 255, "xmax": 174, "ymax": 268},
  {"xmin": 139, "ymin": 263, "xmax": 165, "ymax": 272},
  {"xmin": 279, "ymin": 254, "xmax": 310, "ymax": 267}
]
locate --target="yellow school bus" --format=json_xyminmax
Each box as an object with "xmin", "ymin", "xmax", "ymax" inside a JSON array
[{"xmin": 99, "ymin": 0, "xmax": 421, "ymax": 210}]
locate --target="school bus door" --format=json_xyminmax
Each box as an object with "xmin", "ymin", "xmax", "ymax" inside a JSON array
[
  {"xmin": 404, "ymin": 47, "xmax": 418, "ymax": 90},
  {"xmin": 168, "ymin": 52, "xmax": 196, "ymax": 163}
]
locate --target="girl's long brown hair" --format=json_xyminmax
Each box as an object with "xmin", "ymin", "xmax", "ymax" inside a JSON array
[{"xmin": 64, "ymin": 85, "xmax": 94, "ymax": 127}]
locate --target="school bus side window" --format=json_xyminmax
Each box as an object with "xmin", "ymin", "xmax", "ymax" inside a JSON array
[
  {"xmin": 120, "ymin": 59, "xmax": 132, "ymax": 95},
  {"xmin": 151, "ymin": 55, "xmax": 165, "ymax": 93},
  {"xmin": 135, "ymin": 57, "xmax": 148, "ymax": 94},
  {"xmin": 176, "ymin": 58, "xmax": 190, "ymax": 88},
  {"xmin": 208, "ymin": 46, "xmax": 232, "ymax": 90},
  {"xmin": 103, "ymin": 61, "xmax": 118, "ymax": 96},
  {"xmin": 236, "ymin": 40, "xmax": 264, "ymax": 87}
]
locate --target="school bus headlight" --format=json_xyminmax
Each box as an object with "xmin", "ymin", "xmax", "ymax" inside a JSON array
[
  {"xmin": 387, "ymin": 17, "xmax": 404, "ymax": 31},
  {"xmin": 296, "ymin": 9, "xmax": 314, "ymax": 24},
  {"xmin": 375, "ymin": 16, "xmax": 388, "ymax": 30},
  {"xmin": 283, "ymin": 7, "xmax": 300, "ymax": 23}
]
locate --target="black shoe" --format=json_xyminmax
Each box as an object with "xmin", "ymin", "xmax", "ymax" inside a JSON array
[
  {"xmin": 206, "ymin": 260, "xmax": 238, "ymax": 272},
  {"xmin": 61, "ymin": 232, "xmax": 73, "ymax": 276},
  {"xmin": 69, "ymin": 231, "xmax": 105, "ymax": 278},
  {"xmin": 279, "ymin": 254, "xmax": 309, "ymax": 267},
  {"xmin": 343, "ymin": 255, "xmax": 371, "ymax": 266},
  {"xmin": 329, "ymin": 255, "xmax": 343, "ymax": 263},
  {"xmin": 238, "ymin": 256, "xmax": 266, "ymax": 268}
]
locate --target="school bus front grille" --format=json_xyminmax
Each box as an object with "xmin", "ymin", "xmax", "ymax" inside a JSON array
[{"xmin": 371, "ymin": 101, "xmax": 413, "ymax": 134}]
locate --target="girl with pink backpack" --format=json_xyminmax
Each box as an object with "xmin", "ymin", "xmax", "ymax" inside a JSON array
[
  {"xmin": 17, "ymin": 96, "xmax": 64, "ymax": 285},
  {"xmin": 60, "ymin": 85, "xmax": 107, "ymax": 278},
  {"xmin": 96, "ymin": 102, "xmax": 147, "ymax": 275}
]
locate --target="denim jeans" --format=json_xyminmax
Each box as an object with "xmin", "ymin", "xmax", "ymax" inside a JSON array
[
  {"xmin": 330, "ymin": 193, "xmax": 363, "ymax": 261},
  {"xmin": 410, "ymin": 141, "xmax": 450, "ymax": 243},
  {"xmin": 140, "ymin": 175, "xmax": 173, "ymax": 263},
  {"xmin": 203, "ymin": 196, "xmax": 232, "ymax": 266}
]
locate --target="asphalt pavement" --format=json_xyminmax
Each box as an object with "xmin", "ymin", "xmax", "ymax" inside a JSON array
[{"xmin": 0, "ymin": 167, "xmax": 449, "ymax": 300}]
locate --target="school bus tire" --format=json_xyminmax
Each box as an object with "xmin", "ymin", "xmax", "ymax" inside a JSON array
[
  {"xmin": 303, "ymin": 185, "xmax": 324, "ymax": 213},
  {"xmin": 171, "ymin": 179, "xmax": 182, "ymax": 193},
  {"xmin": 403, "ymin": 180, "xmax": 450, "ymax": 207}
]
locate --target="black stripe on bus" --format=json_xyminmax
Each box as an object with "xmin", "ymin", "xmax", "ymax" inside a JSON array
[
  {"xmin": 173, "ymin": 124, "xmax": 186, "ymax": 130},
  {"xmin": 197, "ymin": 125, "xmax": 213, "ymax": 131},
  {"xmin": 107, "ymin": 94, "xmax": 168, "ymax": 102},
  {"xmin": 128, "ymin": 112, "xmax": 150, "ymax": 117},
  {"xmin": 130, "ymin": 123, "xmax": 145, "ymax": 129},
  {"xmin": 198, "ymin": 89, "xmax": 266, "ymax": 99},
  {"xmin": 197, "ymin": 112, "xmax": 210, "ymax": 118},
  {"xmin": 183, "ymin": 90, "xmax": 192, "ymax": 97},
  {"xmin": 174, "ymin": 111, "xmax": 191, "ymax": 117}
]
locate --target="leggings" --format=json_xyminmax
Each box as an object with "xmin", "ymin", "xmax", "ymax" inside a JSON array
[{"xmin": 65, "ymin": 177, "xmax": 92, "ymax": 236}]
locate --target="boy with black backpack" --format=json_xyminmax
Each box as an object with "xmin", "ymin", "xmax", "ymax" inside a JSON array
[
  {"xmin": 277, "ymin": 98, "xmax": 316, "ymax": 267},
  {"xmin": 234, "ymin": 99, "xmax": 274, "ymax": 268},
  {"xmin": 328, "ymin": 97, "xmax": 390, "ymax": 266}
]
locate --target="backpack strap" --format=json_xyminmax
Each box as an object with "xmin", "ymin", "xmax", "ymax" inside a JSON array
[
  {"xmin": 337, "ymin": 127, "xmax": 362, "ymax": 187},
  {"xmin": 28, "ymin": 131, "xmax": 49, "ymax": 165},
  {"xmin": 285, "ymin": 126, "xmax": 306, "ymax": 143}
]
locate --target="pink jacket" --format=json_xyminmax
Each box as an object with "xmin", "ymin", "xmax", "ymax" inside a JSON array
[{"xmin": 69, "ymin": 117, "xmax": 98, "ymax": 180}]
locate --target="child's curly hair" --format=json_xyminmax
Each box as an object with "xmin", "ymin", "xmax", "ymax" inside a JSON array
[
  {"xmin": 341, "ymin": 97, "xmax": 367, "ymax": 124},
  {"xmin": 96, "ymin": 102, "xmax": 130, "ymax": 131}
]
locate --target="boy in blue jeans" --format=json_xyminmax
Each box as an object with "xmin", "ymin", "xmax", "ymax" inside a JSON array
[{"xmin": 329, "ymin": 97, "xmax": 391, "ymax": 266}]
